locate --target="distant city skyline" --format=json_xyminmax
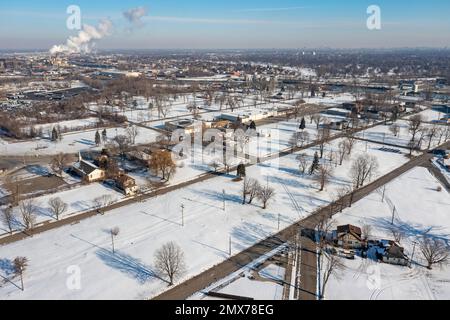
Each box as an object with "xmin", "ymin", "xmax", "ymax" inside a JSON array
[{"xmin": 1, "ymin": 0, "xmax": 450, "ymax": 50}]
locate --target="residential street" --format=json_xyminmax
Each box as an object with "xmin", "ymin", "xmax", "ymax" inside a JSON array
[{"xmin": 154, "ymin": 141, "xmax": 449, "ymax": 300}]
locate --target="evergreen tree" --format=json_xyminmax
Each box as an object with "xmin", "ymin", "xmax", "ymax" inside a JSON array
[
  {"xmin": 95, "ymin": 130, "xmax": 101, "ymax": 146},
  {"xmin": 299, "ymin": 117, "xmax": 306, "ymax": 130},
  {"xmin": 237, "ymin": 163, "xmax": 246, "ymax": 178},
  {"xmin": 249, "ymin": 121, "xmax": 256, "ymax": 130},
  {"xmin": 51, "ymin": 127, "xmax": 58, "ymax": 142},
  {"xmin": 309, "ymin": 152, "xmax": 320, "ymax": 175},
  {"xmin": 102, "ymin": 129, "xmax": 107, "ymax": 143}
]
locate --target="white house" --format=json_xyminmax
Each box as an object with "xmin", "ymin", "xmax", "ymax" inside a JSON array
[{"xmin": 72, "ymin": 153, "xmax": 106, "ymax": 183}]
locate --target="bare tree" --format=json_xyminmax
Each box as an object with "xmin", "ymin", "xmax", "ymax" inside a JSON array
[
  {"xmin": 317, "ymin": 215, "xmax": 334, "ymax": 247},
  {"xmin": 50, "ymin": 153, "xmax": 70, "ymax": 177},
  {"xmin": 389, "ymin": 123, "xmax": 401, "ymax": 137},
  {"xmin": 298, "ymin": 131, "xmax": 310, "ymax": 147},
  {"xmin": 257, "ymin": 185, "xmax": 276, "ymax": 209},
  {"xmin": 242, "ymin": 178, "xmax": 251, "ymax": 204},
  {"xmin": 94, "ymin": 195, "xmax": 114, "ymax": 209},
  {"xmin": 362, "ymin": 225, "xmax": 372, "ymax": 241},
  {"xmin": 337, "ymin": 141, "xmax": 348, "ymax": 166},
  {"xmin": 436, "ymin": 127, "xmax": 446, "ymax": 145},
  {"xmin": 319, "ymin": 251, "xmax": 344, "ymax": 300},
  {"xmin": 419, "ymin": 237, "xmax": 449, "ymax": 270},
  {"xmin": 408, "ymin": 115, "xmax": 423, "ymax": 155},
  {"xmin": 19, "ymin": 200, "xmax": 37, "ymax": 231},
  {"xmin": 444, "ymin": 126, "xmax": 450, "ymax": 142},
  {"xmin": 126, "ymin": 125, "xmax": 139, "ymax": 145},
  {"xmin": 408, "ymin": 115, "xmax": 423, "ymax": 140},
  {"xmin": 13, "ymin": 256, "xmax": 28, "ymax": 291},
  {"xmin": 155, "ymin": 95, "xmax": 170, "ymax": 118},
  {"xmin": 391, "ymin": 228, "xmax": 404, "ymax": 244},
  {"xmin": 345, "ymin": 134, "xmax": 357, "ymax": 156},
  {"xmin": 317, "ymin": 126, "xmax": 331, "ymax": 158},
  {"xmin": 334, "ymin": 186, "xmax": 351, "ymax": 213},
  {"xmin": 425, "ymin": 125, "xmax": 439, "ymax": 150},
  {"xmin": 48, "ymin": 197, "xmax": 68, "ymax": 221},
  {"xmin": 314, "ymin": 164, "xmax": 334, "ymax": 192},
  {"xmin": 247, "ymin": 179, "xmax": 261, "ymax": 205},
  {"xmin": 313, "ymin": 115, "xmax": 323, "ymax": 130},
  {"xmin": 154, "ymin": 241, "xmax": 186, "ymax": 286},
  {"xmin": 1, "ymin": 206, "xmax": 15, "ymax": 234},
  {"xmin": 350, "ymin": 155, "xmax": 379, "ymax": 189},
  {"xmin": 110, "ymin": 227, "xmax": 120, "ymax": 254},
  {"xmin": 288, "ymin": 132, "xmax": 300, "ymax": 151},
  {"xmin": 113, "ymin": 135, "xmax": 130, "ymax": 158},
  {"xmin": 296, "ymin": 153, "xmax": 308, "ymax": 174},
  {"xmin": 3, "ymin": 176, "xmax": 20, "ymax": 206}
]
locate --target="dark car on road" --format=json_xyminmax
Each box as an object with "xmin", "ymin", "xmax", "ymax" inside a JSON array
[{"xmin": 431, "ymin": 149, "xmax": 448, "ymax": 157}]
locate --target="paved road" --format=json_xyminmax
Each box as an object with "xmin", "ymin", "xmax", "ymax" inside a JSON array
[
  {"xmin": 0, "ymin": 106, "xmax": 441, "ymax": 298},
  {"xmin": 297, "ymin": 140, "xmax": 450, "ymax": 300},
  {"xmin": 0, "ymin": 104, "xmax": 347, "ymax": 244},
  {"xmin": 153, "ymin": 141, "xmax": 449, "ymax": 300}
]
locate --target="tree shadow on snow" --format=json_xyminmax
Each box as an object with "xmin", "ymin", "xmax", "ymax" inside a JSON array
[
  {"xmin": 26, "ymin": 165, "xmax": 50, "ymax": 176},
  {"xmin": 0, "ymin": 258, "xmax": 15, "ymax": 276},
  {"xmin": 96, "ymin": 248, "xmax": 167, "ymax": 285},
  {"xmin": 193, "ymin": 189, "xmax": 242, "ymax": 205},
  {"xmin": 368, "ymin": 217, "xmax": 450, "ymax": 245}
]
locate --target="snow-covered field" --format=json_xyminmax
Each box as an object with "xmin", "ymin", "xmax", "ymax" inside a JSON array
[
  {"xmin": 190, "ymin": 244, "xmax": 287, "ymax": 301},
  {"xmin": 215, "ymin": 265, "xmax": 285, "ymax": 300},
  {"xmin": 24, "ymin": 118, "xmax": 100, "ymax": 137},
  {"xmin": 0, "ymin": 183, "xmax": 124, "ymax": 236},
  {"xmin": 405, "ymin": 109, "xmax": 447, "ymax": 123},
  {"xmin": 432, "ymin": 158, "xmax": 450, "ymax": 185},
  {"xmin": 356, "ymin": 120, "xmax": 447, "ymax": 150},
  {"xmin": 327, "ymin": 167, "xmax": 450, "ymax": 300},
  {"xmin": 0, "ymin": 126, "xmax": 159, "ymax": 156},
  {"xmin": 0, "ymin": 137, "xmax": 411, "ymax": 299}
]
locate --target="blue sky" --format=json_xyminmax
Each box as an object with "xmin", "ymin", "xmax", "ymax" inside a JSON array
[{"xmin": 1, "ymin": 0, "xmax": 450, "ymax": 49}]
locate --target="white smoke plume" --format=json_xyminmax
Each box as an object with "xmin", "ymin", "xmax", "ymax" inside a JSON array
[
  {"xmin": 50, "ymin": 19, "xmax": 113, "ymax": 55},
  {"xmin": 123, "ymin": 6, "xmax": 148, "ymax": 28}
]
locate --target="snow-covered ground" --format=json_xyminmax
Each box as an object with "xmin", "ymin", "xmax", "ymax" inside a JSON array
[
  {"xmin": 405, "ymin": 109, "xmax": 447, "ymax": 123},
  {"xmin": 327, "ymin": 167, "xmax": 450, "ymax": 300},
  {"xmin": 0, "ymin": 183, "xmax": 124, "ymax": 236},
  {"xmin": 216, "ymin": 269, "xmax": 284, "ymax": 300},
  {"xmin": 0, "ymin": 126, "xmax": 159, "ymax": 156},
  {"xmin": 24, "ymin": 118, "xmax": 100, "ymax": 138},
  {"xmin": 0, "ymin": 137, "xmax": 411, "ymax": 299},
  {"xmin": 190, "ymin": 244, "xmax": 287, "ymax": 301},
  {"xmin": 432, "ymin": 158, "xmax": 450, "ymax": 185},
  {"xmin": 356, "ymin": 120, "xmax": 447, "ymax": 150},
  {"xmin": 188, "ymin": 245, "xmax": 286, "ymax": 300}
]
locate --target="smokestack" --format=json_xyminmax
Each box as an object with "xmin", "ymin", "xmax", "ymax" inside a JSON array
[{"xmin": 49, "ymin": 18, "xmax": 113, "ymax": 55}]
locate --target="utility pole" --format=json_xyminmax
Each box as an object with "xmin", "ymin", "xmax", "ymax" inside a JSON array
[
  {"xmin": 381, "ymin": 185, "xmax": 386, "ymax": 203},
  {"xmin": 229, "ymin": 234, "xmax": 232, "ymax": 256},
  {"xmin": 349, "ymin": 191, "xmax": 354, "ymax": 208},
  {"xmin": 181, "ymin": 204, "xmax": 185, "ymax": 227}
]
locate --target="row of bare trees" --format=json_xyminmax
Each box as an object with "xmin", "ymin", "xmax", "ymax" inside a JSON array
[
  {"xmin": 242, "ymin": 178, "xmax": 276, "ymax": 209},
  {"xmin": 405, "ymin": 115, "xmax": 449, "ymax": 154},
  {"xmin": 0, "ymin": 197, "xmax": 69, "ymax": 235}
]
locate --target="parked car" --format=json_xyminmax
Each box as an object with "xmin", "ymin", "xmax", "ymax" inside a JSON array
[{"xmin": 431, "ymin": 149, "xmax": 447, "ymax": 156}]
